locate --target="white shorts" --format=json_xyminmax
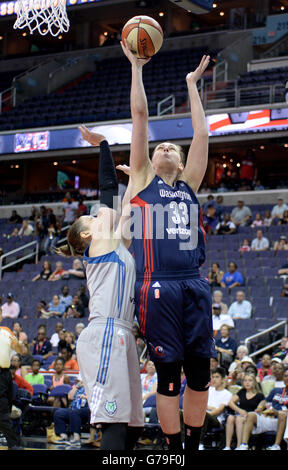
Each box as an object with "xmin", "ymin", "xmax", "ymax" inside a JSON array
[
  {"xmin": 76, "ymin": 317, "xmax": 144, "ymax": 427},
  {"xmin": 252, "ymin": 414, "xmax": 278, "ymax": 435}
]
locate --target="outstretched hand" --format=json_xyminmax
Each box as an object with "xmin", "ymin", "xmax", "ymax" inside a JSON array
[
  {"xmin": 120, "ymin": 39, "xmax": 151, "ymax": 67},
  {"xmin": 78, "ymin": 124, "xmax": 106, "ymax": 146},
  {"xmin": 186, "ymin": 55, "xmax": 210, "ymax": 86},
  {"xmin": 116, "ymin": 164, "xmax": 131, "ymax": 176}
]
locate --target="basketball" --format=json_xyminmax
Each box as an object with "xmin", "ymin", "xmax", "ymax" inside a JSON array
[{"xmin": 121, "ymin": 15, "xmax": 163, "ymax": 59}]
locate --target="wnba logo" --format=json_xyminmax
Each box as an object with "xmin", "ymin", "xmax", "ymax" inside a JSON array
[{"xmin": 155, "ymin": 345, "xmax": 164, "ymax": 357}]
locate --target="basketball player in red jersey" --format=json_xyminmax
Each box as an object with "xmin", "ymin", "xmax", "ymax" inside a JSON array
[{"xmin": 121, "ymin": 39, "xmax": 216, "ymax": 453}]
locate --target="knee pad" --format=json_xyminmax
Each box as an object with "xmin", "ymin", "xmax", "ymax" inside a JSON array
[
  {"xmin": 154, "ymin": 361, "xmax": 182, "ymax": 397},
  {"xmin": 183, "ymin": 356, "xmax": 211, "ymax": 392}
]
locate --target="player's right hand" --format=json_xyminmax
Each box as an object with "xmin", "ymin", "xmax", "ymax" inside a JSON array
[
  {"xmin": 120, "ymin": 39, "xmax": 151, "ymax": 67},
  {"xmin": 78, "ymin": 125, "xmax": 106, "ymax": 146}
]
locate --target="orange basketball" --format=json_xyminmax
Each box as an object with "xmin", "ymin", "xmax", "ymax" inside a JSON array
[{"xmin": 121, "ymin": 15, "xmax": 163, "ymax": 59}]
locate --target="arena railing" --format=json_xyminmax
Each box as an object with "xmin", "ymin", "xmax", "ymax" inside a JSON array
[
  {"xmin": 0, "ymin": 240, "xmax": 39, "ymax": 280},
  {"xmin": 244, "ymin": 320, "xmax": 288, "ymax": 358}
]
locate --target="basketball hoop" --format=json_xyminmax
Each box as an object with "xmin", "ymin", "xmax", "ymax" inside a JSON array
[{"xmin": 13, "ymin": 0, "xmax": 70, "ymax": 37}]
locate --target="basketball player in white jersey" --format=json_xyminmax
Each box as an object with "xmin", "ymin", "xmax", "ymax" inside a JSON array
[{"xmin": 56, "ymin": 126, "xmax": 144, "ymax": 450}]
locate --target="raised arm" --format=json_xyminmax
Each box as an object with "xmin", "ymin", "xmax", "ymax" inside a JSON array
[
  {"xmin": 181, "ymin": 55, "xmax": 210, "ymax": 193},
  {"xmin": 120, "ymin": 40, "xmax": 154, "ymax": 193}
]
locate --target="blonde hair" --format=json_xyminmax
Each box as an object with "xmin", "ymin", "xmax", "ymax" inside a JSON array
[
  {"xmin": 242, "ymin": 373, "xmax": 260, "ymax": 394},
  {"xmin": 54, "ymin": 218, "xmax": 90, "ymax": 257}
]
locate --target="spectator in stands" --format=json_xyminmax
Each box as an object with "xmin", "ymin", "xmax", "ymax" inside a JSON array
[
  {"xmin": 240, "ymin": 356, "xmax": 257, "ymax": 373},
  {"xmin": 20, "ymin": 343, "xmax": 34, "ymax": 373},
  {"xmin": 18, "ymin": 220, "xmax": 34, "ymax": 237},
  {"xmin": 263, "ymin": 210, "xmax": 273, "ymax": 227},
  {"xmin": 253, "ymin": 180, "xmax": 264, "ymax": 191},
  {"xmin": 251, "ymin": 213, "xmax": 264, "ymax": 228},
  {"xmin": 227, "ymin": 291, "xmax": 252, "ymax": 320},
  {"xmin": 208, "ymin": 263, "xmax": 224, "ymax": 289},
  {"xmin": 11, "ymin": 354, "xmax": 23, "ymax": 378},
  {"xmin": 47, "ymin": 357, "xmax": 71, "ymax": 408},
  {"xmin": 29, "ymin": 206, "xmax": 39, "ymax": 222},
  {"xmin": 12, "ymin": 321, "xmax": 28, "ymax": 344},
  {"xmin": 203, "ymin": 205, "xmax": 219, "ymax": 235},
  {"xmin": 48, "ymin": 261, "xmax": 66, "ymax": 281},
  {"xmin": 215, "ymin": 325, "xmax": 237, "ymax": 369},
  {"xmin": 272, "ymin": 337, "xmax": 288, "ymax": 361},
  {"xmin": 230, "ymin": 200, "xmax": 252, "ymax": 227},
  {"xmin": 215, "ymin": 195, "xmax": 224, "ymax": 221},
  {"xmin": 77, "ymin": 197, "xmax": 87, "ymax": 217},
  {"xmin": 223, "ymin": 373, "xmax": 265, "ymax": 450},
  {"xmin": 278, "ymin": 209, "xmax": 288, "ymax": 225},
  {"xmin": 64, "ymin": 331, "xmax": 76, "ymax": 358},
  {"xmin": 40, "ymin": 294, "xmax": 66, "ymax": 319},
  {"xmin": 76, "ymin": 285, "xmax": 89, "ymax": 309},
  {"xmin": 198, "ymin": 367, "xmax": 232, "ymax": 450},
  {"xmin": 63, "ymin": 295, "xmax": 85, "ymax": 319},
  {"xmin": 271, "ymin": 198, "xmax": 288, "ymax": 221},
  {"xmin": 59, "ymin": 285, "xmax": 73, "ymax": 309},
  {"xmin": 50, "ymin": 322, "xmax": 64, "ymax": 348},
  {"xmin": 10, "ymin": 227, "xmax": 20, "ymax": 238},
  {"xmin": 273, "ymin": 235, "xmax": 288, "ymax": 253},
  {"xmin": 61, "ymin": 258, "xmax": 85, "ymax": 280},
  {"xmin": 36, "ymin": 300, "xmax": 47, "ymax": 318},
  {"xmin": 1, "ymin": 293, "xmax": 20, "ymax": 319},
  {"xmin": 212, "ymin": 290, "xmax": 228, "ymax": 315},
  {"xmin": 32, "ymin": 260, "xmax": 52, "ymax": 282},
  {"xmin": 261, "ymin": 360, "xmax": 285, "ymax": 397},
  {"xmin": 203, "ymin": 194, "xmax": 217, "ymax": 214},
  {"xmin": 239, "ymin": 238, "xmax": 251, "ymax": 252},
  {"xmin": 215, "ymin": 213, "xmax": 236, "ymax": 235},
  {"xmin": 228, "ymin": 345, "xmax": 249, "ymax": 374},
  {"xmin": 220, "ymin": 262, "xmax": 244, "ymax": 290},
  {"xmin": 281, "ymin": 282, "xmax": 288, "ymax": 296},
  {"xmin": 32, "ymin": 325, "xmax": 53, "ymax": 360},
  {"xmin": 251, "ymin": 229, "xmax": 269, "ymax": 251},
  {"xmin": 74, "ymin": 323, "xmax": 85, "ymax": 346},
  {"xmin": 257, "ymin": 354, "xmax": 272, "ymax": 382},
  {"xmin": 212, "ymin": 304, "xmax": 234, "ymax": 335},
  {"xmin": 43, "ymin": 222, "xmax": 60, "ymax": 255},
  {"xmin": 238, "ymin": 370, "xmax": 288, "ymax": 450},
  {"xmin": 62, "ymin": 192, "xmax": 78, "ymax": 225},
  {"xmin": 141, "ymin": 360, "xmax": 158, "ymax": 417},
  {"xmin": 52, "ymin": 375, "xmax": 90, "ymax": 447},
  {"xmin": 50, "ymin": 345, "xmax": 79, "ymax": 371},
  {"xmin": 10, "ymin": 365, "xmax": 33, "ymax": 397},
  {"xmin": 8, "ymin": 210, "xmax": 22, "ymax": 224},
  {"xmin": 24, "ymin": 359, "xmax": 45, "ymax": 386}
]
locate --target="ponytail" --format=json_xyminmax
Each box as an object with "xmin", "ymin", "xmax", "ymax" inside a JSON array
[{"xmin": 54, "ymin": 218, "xmax": 89, "ymax": 258}]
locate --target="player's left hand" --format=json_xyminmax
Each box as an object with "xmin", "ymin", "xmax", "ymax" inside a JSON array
[
  {"xmin": 116, "ymin": 164, "xmax": 131, "ymax": 176},
  {"xmin": 186, "ymin": 55, "xmax": 210, "ymax": 86},
  {"xmin": 78, "ymin": 125, "xmax": 106, "ymax": 146}
]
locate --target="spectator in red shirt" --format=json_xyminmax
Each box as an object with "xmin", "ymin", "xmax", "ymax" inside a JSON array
[
  {"xmin": 77, "ymin": 197, "xmax": 87, "ymax": 217},
  {"xmin": 48, "ymin": 261, "xmax": 66, "ymax": 282},
  {"xmin": 257, "ymin": 353, "xmax": 272, "ymax": 382},
  {"xmin": 10, "ymin": 365, "xmax": 33, "ymax": 396}
]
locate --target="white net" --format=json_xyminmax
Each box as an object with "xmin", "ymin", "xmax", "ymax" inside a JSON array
[{"xmin": 13, "ymin": 0, "xmax": 70, "ymax": 37}]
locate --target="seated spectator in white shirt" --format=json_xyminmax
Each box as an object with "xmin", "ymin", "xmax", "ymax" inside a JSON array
[
  {"xmin": 212, "ymin": 304, "xmax": 234, "ymax": 333},
  {"xmin": 271, "ymin": 198, "xmax": 288, "ymax": 220},
  {"xmin": 263, "ymin": 210, "xmax": 272, "ymax": 227},
  {"xmin": 1, "ymin": 293, "xmax": 20, "ymax": 319},
  {"xmin": 18, "ymin": 220, "xmax": 34, "ymax": 237},
  {"xmin": 228, "ymin": 291, "xmax": 252, "ymax": 320},
  {"xmin": 198, "ymin": 367, "xmax": 233, "ymax": 450},
  {"xmin": 251, "ymin": 230, "xmax": 269, "ymax": 251}
]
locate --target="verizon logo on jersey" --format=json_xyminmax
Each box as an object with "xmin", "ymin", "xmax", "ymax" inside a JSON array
[{"xmin": 159, "ymin": 189, "xmax": 192, "ymax": 202}]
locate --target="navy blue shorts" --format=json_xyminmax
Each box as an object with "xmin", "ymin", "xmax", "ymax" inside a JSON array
[{"xmin": 135, "ymin": 271, "xmax": 216, "ymax": 363}]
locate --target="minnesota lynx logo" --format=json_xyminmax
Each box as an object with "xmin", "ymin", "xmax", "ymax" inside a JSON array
[{"xmin": 104, "ymin": 400, "xmax": 117, "ymax": 416}]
